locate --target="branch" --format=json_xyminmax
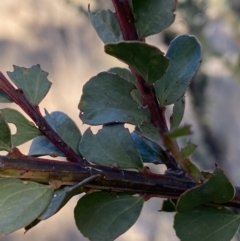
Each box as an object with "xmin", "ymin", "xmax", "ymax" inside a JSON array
[
  {"xmin": 0, "ymin": 72, "xmax": 85, "ymax": 164},
  {"xmin": 1, "ymin": 155, "xmax": 240, "ymax": 209},
  {"xmin": 112, "ymin": 0, "xmax": 138, "ymax": 40},
  {"xmin": 112, "ymin": 1, "xmax": 179, "ymax": 170},
  {"xmin": 0, "ymin": 154, "xmax": 197, "ymax": 196}
]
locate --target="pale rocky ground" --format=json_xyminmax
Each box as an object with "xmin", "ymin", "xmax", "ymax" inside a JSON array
[{"xmin": 0, "ymin": 1, "xmax": 240, "ymax": 241}]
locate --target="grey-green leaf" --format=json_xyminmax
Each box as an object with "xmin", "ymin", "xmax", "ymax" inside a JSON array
[
  {"xmin": 108, "ymin": 67, "xmax": 136, "ymax": 86},
  {"xmin": 1, "ymin": 108, "xmax": 40, "ymax": 147},
  {"xmin": 79, "ymin": 72, "xmax": 150, "ymax": 125},
  {"xmin": 45, "ymin": 111, "xmax": 82, "ymax": 153},
  {"xmin": 130, "ymin": 89, "xmax": 142, "ymax": 106},
  {"xmin": 0, "ymin": 113, "xmax": 12, "ymax": 151},
  {"xmin": 7, "ymin": 65, "xmax": 52, "ymax": 105},
  {"xmin": 132, "ymin": 0, "xmax": 176, "ymax": 38},
  {"xmin": 89, "ymin": 8, "xmax": 123, "ymax": 43},
  {"xmin": 29, "ymin": 111, "xmax": 81, "ymax": 156},
  {"xmin": 155, "ymin": 35, "xmax": 202, "ymax": 105},
  {"xmin": 138, "ymin": 122, "xmax": 161, "ymax": 144},
  {"xmin": 28, "ymin": 136, "xmax": 63, "ymax": 157},
  {"xmin": 170, "ymin": 96, "xmax": 185, "ymax": 130},
  {"xmin": 174, "ymin": 206, "xmax": 240, "ymax": 241},
  {"xmin": 176, "ymin": 168, "xmax": 235, "ymax": 213},
  {"xmin": 79, "ymin": 124, "xmax": 143, "ymax": 169},
  {"xmin": 74, "ymin": 192, "xmax": 144, "ymax": 241},
  {"xmin": 0, "ymin": 178, "xmax": 53, "ymax": 234},
  {"xmin": 38, "ymin": 185, "xmax": 82, "ymax": 220},
  {"xmin": 105, "ymin": 42, "xmax": 169, "ymax": 84},
  {"xmin": 131, "ymin": 132, "xmax": 163, "ymax": 164}
]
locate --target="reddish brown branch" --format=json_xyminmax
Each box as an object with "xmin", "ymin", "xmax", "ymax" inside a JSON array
[
  {"xmin": 112, "ymin": 1, "xmax": 178, "ymax": 170},
  {"xmin": 112, "ymin": 0, "xmax": 138, "ymax": 40},
  {"xmin": 131, "ymin": 69, "xmax": 168, "ymax": 133}
]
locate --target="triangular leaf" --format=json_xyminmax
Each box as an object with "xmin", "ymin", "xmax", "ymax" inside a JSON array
[
  {"xmin": 89, "ymin": 8, "xmax": 123, "ymax": 43},
  {"xmin": 0, "ymin": 113, "xmax": 12, "ymax": 151},
  {"xmin": 170, "ymin": 96, "xmax": 185, "ymax": 130},
  {"xmin": 74, "ymin": 192, "xmax": 144, "ymax": 241},
  {"xmin": 0, "ymin": 178, "xmax": 53, "ymax": 234},
  {"xmin": 105, "ymin": 42, "xmax": 169, "ymax": 84},
  {"xmin": 174, "ymin": 206, "xmax": 240, "ymax": 241},
  {"xmin": 29, "ymin": 111, "xmax": 81, "ymax": 156},
  {"xmin": 7, "ymin": 65, "xmax": 52, "ymax": 105},
  {"xmin": 79, "ymin": 72, "xmax": 150, "ymax": 125},
  {"xmin": 155, "ymin": 35, "xmax": 202, "ymax": 105},
  {"xmin": 79, "ymin": 124, "xmax": 143, "ymax": 169},
  {"xmin": 176, "ymin": 168, "xmax": 235, "ymax": 213},
  {"xmin": 132, "ymin": 0, "xmax": 176, "ymax": 38},
  {"xmin": 1, "ymin": 108, "xmax": 40, "ymax": 147}
]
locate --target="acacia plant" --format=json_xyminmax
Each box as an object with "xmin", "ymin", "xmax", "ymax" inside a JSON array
[{"xmin": 0, "ymin": 1, "xmax": 240, "ymax": 241}]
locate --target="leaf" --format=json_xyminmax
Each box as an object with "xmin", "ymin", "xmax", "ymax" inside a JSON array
[
  {"xmin": 130, "ymin": 89, "xmax": 142, "ymax": 106},
  {"xmin": 162, "ymin": 135, "xmax": 203, "ymax": 182},
  {"xmin": 1, "ymin": 108, "xmax": 40, "ymax": 147},
  {"xmin": 177, "ymin": 168, "xmax": 235, "ymax": 213},
  {"xmin": 0, "ymin": 113, "xmax": 12, "ymax": 151},
  {"xmin": 181, "ymin": 142, "xmax": 197, "ymax": 158},
  {"xmin": 7, "ymin": 65, "xmax": 52, "ymax": 105},
  {"xmin": 79, "ymin": 124, "xmax": 143, "ymax": 169},
  {"xmin": 28, "ymin": 136, "xmax": 63, "ymax": 157},
  {"xmin": 108, "ymin": 67, "xmax": 136, "ymax": 86},
  {"xmin": 38, "ymin": 185, "xmax": 82, "ymax": 220},
  {"xmin": 161, "ymin": 199, "xmax": 177, "ymax": 212},
  {"xmin": 201, "ymin": 171, "xmax": 214, "ymax": 180},
  {"xmin": 174, "ymin": 206, "xmax": 240, "ymax": 241},
  {"xmin": 45, "ymin": 111, "xmax": 82, "ymax": 153},
  {"xmin": 167, "ymin": 125, "xmax": 192, "ymax": 138},
  {"xmin": 131, "ymin": 132, "xmax": 163, "ymax": 164},
  {"xmin": 0, "ymin": 178, "xmax": 53, "ymax": 234},
  {"xmin": 0, "ymin": 90, "xmax": 12, "ymax": 103},
  {"xmin": 25, "ymin": 219, "xmax": 41, "ymax": 233},
  {"xmin": 181, "ymin": 158, "xmax": 203, "ymax": 183},
  {"xmin": 79, "ymin": 72, "xmax": 150, "ymax": 125},
  {"xmin": 29, "ymin": 111, "xmax": 81, "ymax": 156},
  {"xmin": 88, "ymin": 8, "xmax": 123, "ymax": 43},
  {"xmin": 170, "ymin": 96, "xmax": 185, "ymax": 130},
  {"xmin": 155, "ymin": 35, "xmax": 202, "ymax": 105},
  {"xmin": 105, "ymin": 42, "xmax": 169, "ymax": 84},
  {"xmin": 26, "ymin": 177, "xmax": 92, "ymax": 232},
  {"xmin": 138, "ymin": 122, "xmax": 161, "ymax": 144},
  {"xmin": 74, "ymin": 192, "xmax": 144, "ymax": 241},
  {"xmin": 132, "ymin": 0, "xmax": 176, "ymax": 38}
]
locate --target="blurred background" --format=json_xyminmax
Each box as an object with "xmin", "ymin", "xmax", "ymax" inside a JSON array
[{"xmin": 0, "ymin": 0, "xmax": 240, "ymax": 240}]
